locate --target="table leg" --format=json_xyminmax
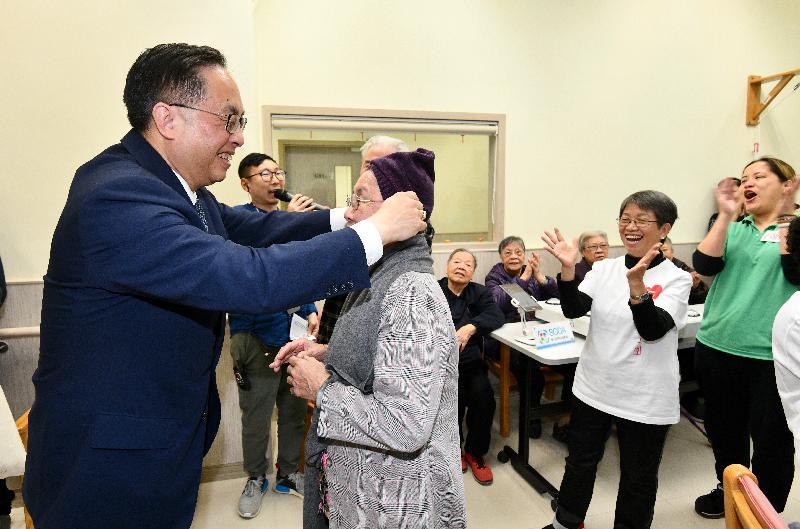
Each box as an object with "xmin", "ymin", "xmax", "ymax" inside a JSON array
[
  {"xmin": 497, "ymin": 351, "xmax": 559, "ymax": 497},
  {"xmin": 499, "ymin": 343, "xmax": 511, "ymax": 437}
]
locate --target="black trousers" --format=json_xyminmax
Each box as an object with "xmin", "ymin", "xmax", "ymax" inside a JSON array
[
  {"xmin": 554, "ymin": 398, "xmax": 669, "ymax": 529},
  {"xmin": 695, "ymin": 341, "xmax": 795, "ymax": 510},
  {"xmin": 458, "ymin": 361, "xmax": 495, "ymax": 457},
  {"xmin": 0, "ymin": 479, "xmax": 13, "ymax": 515}
]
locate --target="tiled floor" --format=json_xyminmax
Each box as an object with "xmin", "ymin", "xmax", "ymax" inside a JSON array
[{"xmin": 10, "ymin": 393, "xmax": 800, "ymax": 528}]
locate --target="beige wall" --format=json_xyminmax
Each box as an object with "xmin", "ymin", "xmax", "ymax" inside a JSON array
[
  {"xmin": 0, "ymin": 0, "xmax": 260, "ymax": 281},
  {"xmin": 255, "ymin": 0, "xmax": 800, "ymax": 250},
  {"xmin": 3, "ymin": 1, "xmax": 799, "ymax": 280}
]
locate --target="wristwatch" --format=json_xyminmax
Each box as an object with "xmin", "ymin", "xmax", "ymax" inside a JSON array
[{"xmin": 630, "ymin": 291, "xmax": 652, "ymax": 303}]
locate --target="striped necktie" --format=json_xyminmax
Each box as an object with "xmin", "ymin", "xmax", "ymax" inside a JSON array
[{"xmin": 194, "ymin": 199, "xmax": 209, "ymax": 232}]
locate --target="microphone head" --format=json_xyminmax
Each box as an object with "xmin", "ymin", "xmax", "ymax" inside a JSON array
[{"xmin": 273, "ymin": 189, "xmax": 292, "ymax": 202}]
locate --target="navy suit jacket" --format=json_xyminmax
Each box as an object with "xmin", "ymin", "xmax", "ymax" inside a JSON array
[{"xmin": 24, "ymin": 130, "xmax": 370, "ymax": 529}]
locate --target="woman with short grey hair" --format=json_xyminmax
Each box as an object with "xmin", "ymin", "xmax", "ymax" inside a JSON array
[
  {"xmin": 541, "ymin": 190, "xmax": 691, "ymax": 529},
  {"xmin": 575, "ymin": 230, "xmax": 609, "ymax": 283}
]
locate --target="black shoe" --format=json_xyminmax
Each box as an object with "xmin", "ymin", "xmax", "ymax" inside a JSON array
[
  {"xmin": 529, "ymin": 419, "xmax": 542, "ymax": 439},
  {"xmin": 553, "ymin": 423, "xmax": 569, "ymax": 444},
  {"xmin": 694, "ymin": 484, "xmax": 724, "ymax": 519}
]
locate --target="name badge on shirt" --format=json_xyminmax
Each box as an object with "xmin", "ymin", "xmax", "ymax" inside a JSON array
[
  {"xmin": 533, "ymin": 321, "xmax": 576, "ymax": 349},
  {"xmin": 761, "ymin": 230, "xmax": 781, "ymax": 243}
]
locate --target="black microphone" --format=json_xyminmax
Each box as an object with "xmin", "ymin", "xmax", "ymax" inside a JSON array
[{"xmin": 273, "ymin": 189, "xmax": 329, "ymax": 211}]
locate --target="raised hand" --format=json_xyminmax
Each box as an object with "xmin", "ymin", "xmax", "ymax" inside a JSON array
[
  {"xmin": 541, "ymin": 228, "xmax": 579, "ymax": 269},
  {"xmin": 287, "ymin": 193, "xmax": 315, "ymax": 212},
  {"xmin": 716, "ymin": 177, "xmax": 743, "ymax": 218},
  {"xmin": 626, "ymin": 242, "xmax": 662, "ymax": 298},
  {"xmin": 779, "ymin": 176, "xmax": 800, "ymax": 216}
]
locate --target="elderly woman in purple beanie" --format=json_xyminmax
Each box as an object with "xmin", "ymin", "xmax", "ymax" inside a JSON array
[{"xmin": 271, "ymin": 149, "xmax": 466, "ymax": 529}]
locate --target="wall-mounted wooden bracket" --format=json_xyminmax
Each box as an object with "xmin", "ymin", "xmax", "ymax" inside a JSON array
[{"xmin": 746, "ymin": 67, "xmax": 800, "ymax": 126}]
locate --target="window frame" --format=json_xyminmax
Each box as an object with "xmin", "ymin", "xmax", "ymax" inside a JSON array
[{"xmin": 262, "ymin": 105, "xmax": 506, "ymax": 244}]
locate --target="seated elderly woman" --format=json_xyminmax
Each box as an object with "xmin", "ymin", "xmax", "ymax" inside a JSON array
[
  {"xmin": 574, "ymin": 230, "xmax": 609, "ymax": 283},
  {"xmin": 485, "ymin": 236, "xmax": 559, "ymax": 319},
  {"xmin": 271, "ymin": 149, "xmax": 465, "ymax": 529},
  {"xmin": 484, "ymin": 236, "xmax": 560, "ymax": 438}
]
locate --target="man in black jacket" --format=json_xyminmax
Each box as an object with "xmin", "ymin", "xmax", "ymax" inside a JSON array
[{"xmin": 438, "ymin": 249, "xmax": 504, "ymax": 485}]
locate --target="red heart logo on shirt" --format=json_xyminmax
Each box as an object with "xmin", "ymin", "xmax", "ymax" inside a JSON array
[{"xmin": 646, "ymin": 285, "xmax": 663, "ymax": 299}]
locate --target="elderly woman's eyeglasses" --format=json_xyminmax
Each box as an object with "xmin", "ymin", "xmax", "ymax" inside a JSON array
[
  {"xmin": 248, "ymin": 169, "xmax": 286, "ymax": 182},
  {"xmin": 168, "ymin": 103, "xmax": 247, "ymax": 134},
  {"xmin": 617, "ymin": 217, "xmax": 659, "ymax": 228},
  {"xmin": 346, "ymin": 194, "xmax": 382, "ymax": 211},
  {"xmin": 584, "ymin": 243, "xmax": 609, "ymax": 252}
]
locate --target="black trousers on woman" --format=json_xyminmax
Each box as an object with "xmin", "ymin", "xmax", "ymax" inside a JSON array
[
  {"xmin": 458, "ymin": 361, "xmax": 496, "ymax": 457},
  {"xmin": 553, "ymin": 397, "xmax": 669, "ymax": 529},
  {"xmin": 695, "ymin": 341, "xmax": 795, "ymax": 510}
]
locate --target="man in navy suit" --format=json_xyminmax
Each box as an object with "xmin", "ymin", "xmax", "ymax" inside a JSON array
[{"xmin": 23, "ymin": 43, "xmax": 426, "ymax": 529}]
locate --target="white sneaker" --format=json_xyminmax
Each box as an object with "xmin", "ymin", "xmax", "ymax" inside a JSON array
[{"xmin": 238, "ymin": 476, "xmax": 268, "ymax": 518}]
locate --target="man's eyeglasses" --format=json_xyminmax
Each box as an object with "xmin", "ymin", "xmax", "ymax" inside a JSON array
[
  {"xmin": 346, "ymin": 194, "xmax": 382, "ymax": 211},
  {"xmin": 248, "ymin": 169, "xmax": 286, "ymax": 182},
  {"xmin": 585, "ymin": 243, "xmax": 609, "ymax": 252},
  {"xmin": 168, "ymin": 103, "xmax": 247, "ymax": 134},
  {"xmin": 617, "ymin": 217, "xmax": 659, "ymax": 228}
]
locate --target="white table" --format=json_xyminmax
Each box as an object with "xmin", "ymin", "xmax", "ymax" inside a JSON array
[
  {"xmin": 489, "ymin": 322, "xmax": 582, "ymax": 497},
  {"xmin": 535, "ymin": 300, "xmax": 704, "ymax": 348}
]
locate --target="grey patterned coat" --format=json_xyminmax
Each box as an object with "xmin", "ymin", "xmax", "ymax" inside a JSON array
[{"xmin": 306, "ymin": 237, "xmax": 466, "ymax": 528}]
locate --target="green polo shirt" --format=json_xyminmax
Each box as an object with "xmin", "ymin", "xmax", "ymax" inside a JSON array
[{"xmin": 697, "ymin": 216, "xmax": 797, "ymax": 360}]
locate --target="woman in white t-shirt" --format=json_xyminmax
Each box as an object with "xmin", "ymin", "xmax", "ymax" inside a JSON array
[
  {"xmin": 540, "ymin": 190, "xmax": 692, "ymax": 529},
  {"xmin": 774, "ymin": 216, "xmax": 800, "ymax": 462}
]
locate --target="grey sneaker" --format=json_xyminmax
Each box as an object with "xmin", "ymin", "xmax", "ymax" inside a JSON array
[
  {"xmin": 273, "ymin": 471, "xmax": 304, "ymax": 497},
  {"xmin": 238, "ymin": 476, "xmax": 268, "ymax": 518}
]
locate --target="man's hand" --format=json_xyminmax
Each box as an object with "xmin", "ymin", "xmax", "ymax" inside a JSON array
[
  {"xmin": 287, "ymin": 193, "xmax": 315, "ymax": 212},
  {"xmin": 270, "ymin": 338, "xmax": 328, "ymax": 372},
  {"xmin": 286, "ymin": 354, "xmax": 331, "ymax": 400},
  {"xmin": 690, "ymin": 271, "xmax": 703, "ymax": 289},
  {"xmin": 368, "ymin": 192, "xmax": 426, "ymax": 244},
  {"xmin": 455, "ymin": 324, "xmax": 477, "ymax": 352},
  {"xmin": 306, "ymin": 313, "xmax": 320, "ymax": 338}
]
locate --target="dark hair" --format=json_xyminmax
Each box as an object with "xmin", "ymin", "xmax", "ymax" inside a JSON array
[
  {"xmin": 448, "ymin": 248, "xmax": 477, "ymax": 267},
  {"xmin": 498, "ymin": 236, "xmax": 525, "ymax": 254},
  {"xmin": 618, "ymin": 190, "xmax": 678, "ymax": 227},
  {"xmin": 743, "ymin": 157, "xmax": 796, "ymax": 182},
  {"xmin": 123, "ymin": 43, "xmax": 227, "ymax": 132},
  {"xmin": 787, "ymin": 217, "xmax": 800, "ymax": 267},
  {"xmin": 238, "ymin": 153, "xmax": 276, "ymax": 178}
]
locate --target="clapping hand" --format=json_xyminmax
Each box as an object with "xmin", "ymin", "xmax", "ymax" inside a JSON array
[
  {"xmin": 716, "ymin": 178, "xmax": 743, "ymax": 218},
  {"xmin": 779, "ymin": 176, "xmax": 800, "ymax": 216},
  {"xmin": 541, "ymin": 228, "xmax": 579, "ymax": 279},
  {"xmin": 626, "ymin": 242, "xmax": 662, "ymax": 299}
]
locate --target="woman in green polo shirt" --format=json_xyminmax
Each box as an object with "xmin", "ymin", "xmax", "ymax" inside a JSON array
[{"xmin": 692, "ymin": 157, "xmax": 799, "ymax": 519}]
